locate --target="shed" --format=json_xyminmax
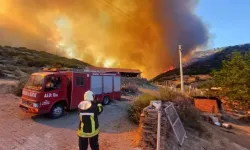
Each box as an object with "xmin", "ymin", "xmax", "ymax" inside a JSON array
[
  {"xmin": 87, "ymin": 67, "xmax": 142, "ymax": 78},
  {"xmin": 193, "ymin": 96, "xmax": 222, "ymax": 114}
]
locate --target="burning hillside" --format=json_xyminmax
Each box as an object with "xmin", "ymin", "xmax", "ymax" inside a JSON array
[{"xmin": 0, "ymin": 0, "xmax": 208, "ymax": 78}]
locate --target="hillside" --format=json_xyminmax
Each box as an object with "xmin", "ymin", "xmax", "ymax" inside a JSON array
[
  {"xmin": 184, "ymin": 48, "xmax": 223, "ymax": 67},
  {"xmin": 0, "ymin": 46, "xmax": 90, "ymax": 79},
  {"xmin": 152, "ymin": 43, "xmax": 250, "ymax": 82}
]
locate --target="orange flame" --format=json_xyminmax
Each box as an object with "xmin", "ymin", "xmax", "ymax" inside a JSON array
[
  {"xmin": 164, "ymin": 66, "xmax": 175, "ymax": 73},
  {"xmin": 0, "ymin": 0, "xmax": 208, "ymax": 78}
]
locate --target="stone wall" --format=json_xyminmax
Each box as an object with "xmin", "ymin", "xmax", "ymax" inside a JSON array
[{"xmin": 139, "ymin": 104, "xmax": 171, "ymax": 150}]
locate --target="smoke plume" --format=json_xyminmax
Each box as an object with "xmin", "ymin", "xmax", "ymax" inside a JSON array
[{"xmin": 0, "ymin": 0, "xmax": 208, "ymax": 78}]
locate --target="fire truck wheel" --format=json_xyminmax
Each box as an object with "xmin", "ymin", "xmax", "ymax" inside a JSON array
[
  {"xmin": 103, "ymin": 96, "xmax": 110, "ymax": 105},
  {"xmin": 50, "ymin": 103, "xmax": 65, "ymax": 119}
]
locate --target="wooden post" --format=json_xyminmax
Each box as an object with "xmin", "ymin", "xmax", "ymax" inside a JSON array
[
  {"xmin": 156, "ymin": 110, "xmax": 161, "ymax": 150},
  {"xmin": 179, "ymin": 45, "xmax": 184, "ymax": 93}
]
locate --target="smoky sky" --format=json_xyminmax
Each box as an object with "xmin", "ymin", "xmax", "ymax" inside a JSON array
[{"xmin": 0, "ymin": 0, "xmax": 208, "ymax": 78}]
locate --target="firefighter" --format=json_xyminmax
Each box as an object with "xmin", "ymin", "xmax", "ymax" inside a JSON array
[{"xmin": 77, "ymin": 90, "xmax": 103, "ymax": 150}]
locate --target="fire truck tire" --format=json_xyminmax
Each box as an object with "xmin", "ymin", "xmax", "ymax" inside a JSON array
[
  {"xmin": 50, "ymin": 103, "xmax": 65, "ymax": 119},
  {"xmin": 103, "ymin": 96, "xmax": 110, "ymax": 105}
]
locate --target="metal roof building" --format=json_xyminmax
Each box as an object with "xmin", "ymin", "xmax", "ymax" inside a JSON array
[{"xmin": 87, "ymin": 67, "xmax": 142, "ymax": 77}]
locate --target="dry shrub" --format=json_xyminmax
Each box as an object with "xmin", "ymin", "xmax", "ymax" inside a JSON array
[
  {"xmin": 127, "ymin": 88, "xmax": 179, "ymax": 124},
  {"xmin": 159, "ymin": 88, "xmax": 179, "ymax": 101},
  {"xmin": 172, "ymin": 97, "xmax": 204, "ymax": 133},
  {"xmin": 27, "ymin": 60, "xmax": 44, "ymax": 67},
  {"xmin": 128, "ymin": 93, "xmax": 158, "ymax": 124},
  {"xmin": 121, "ymin": 85, "xmax": 139, "ymax": 95},
  {"xmin": 14, "ymin": 71, "xmax": 21, "ymax": 77},
  {"xmin": 13, "ymin": 78, "xmax": 28, "ymax": 97},
  {"xmin": 3, "ymin": 50, "xmax": 19, "ymax": 57},
  {"xmin": 20, "ymin": 68, "xmax": 36, "ymax": 74},
  {"xmin": 8, "ymin": 66, "xmax": 16, "ymax": 71},
  {"xmin": 164, "ymin": 92, "xmax": 208, "ymax": 136},
  {"xmin": 16, "ymin": 56, "xmax": 28, "ymax": 65},
  {"xmin": 0, "ymin": 70, "xmax": 5, "ymax": 77},
  {"xmin": 128, "ymin": 88, "xmax": 209, "ymax": 136}
]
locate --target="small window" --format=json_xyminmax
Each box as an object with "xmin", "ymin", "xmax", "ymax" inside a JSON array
[
  {"xmin": 76, "ymin": 76, "xmax": 84, "ymax": 86},
  {"xmin": 45, "ymin": 76, "xmax": 61, "ymax": 91}
]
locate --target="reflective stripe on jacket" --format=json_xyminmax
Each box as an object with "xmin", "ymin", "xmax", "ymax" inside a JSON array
[{"xmin": 77, "ymin": 103, "xmax": 103, "ymax": 138}]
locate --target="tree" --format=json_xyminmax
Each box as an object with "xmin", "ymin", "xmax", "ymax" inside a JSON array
[{"xmin": 212, "ymin": 52, "xmax": 250, "ymax": 110}]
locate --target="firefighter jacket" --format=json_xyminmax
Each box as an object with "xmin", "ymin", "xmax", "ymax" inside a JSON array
[{"xmin": 77, "ymin": 101, "xmax": 103, "ymax": 138}]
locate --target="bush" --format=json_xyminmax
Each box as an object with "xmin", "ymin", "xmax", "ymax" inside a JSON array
[
  {"xmin": 13, "ymin": 78, "xmax": 28, "ymax": 97},
  {"xmin": 212, "ymin": 52, "xmax": 250, "ymax": 110},
  {"xmin": 0, "ymin": 69, "xmax": 5, "ymax": 77},
  {"xmin": 8, "ymin": 66, "xmax": 16, "ymax": 71},
  {"xmin": 161, "ymin": 91, "xmax": 206, "ymax": 134},
  {"xmin": 14, "ymin": 71, "xmax": 21, "ymax": 77},
  {"xmin": 4, "ymin": 50, "xmax": 19, "ymax": 57},
  {"xmin": 20, "ymin": 68, "xmax": 34, "ymax": 74},
  {"xmin": 16, "ymin": 55, "xmax": 30, "ymax": 65},
  {"xmin": 128, "ymin": 93, "xmax": 158, "ymax": 124},
  {"xmin": 128, "ymin": 89, "xmax": 181, "ymax": 124},
  {"xmin": 159, "ymin": 88, "xmax": 179, "ymax": 101},
  {"xmin": 16, "ymin": 57, "xmax": 27, "ymax": 65},
  {"xmin": 27, "ymin": 60, "xmax": 44, "ymax": 67},
  {"xmin": 128, "ymin": 88, "xmax": 208, "ymax": 136},
  {"xmin": 173, "ymin": 98, "xmax": 204, "ymax": 133}
]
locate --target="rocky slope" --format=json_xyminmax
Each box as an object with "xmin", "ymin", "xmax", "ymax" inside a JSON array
[{"xmin": 0, "ymin": 46, "xmax": 90, "ymax": 79}]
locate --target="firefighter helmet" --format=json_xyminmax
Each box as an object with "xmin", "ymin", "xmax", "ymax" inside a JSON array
[{"xmin": 84, "ymin": 90, "xmax": 94, "ymax": 101}]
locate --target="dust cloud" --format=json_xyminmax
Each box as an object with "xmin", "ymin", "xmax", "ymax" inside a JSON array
[{"xmin": 0, "ymin": 0, "xmax": 208, "ymax": 78}]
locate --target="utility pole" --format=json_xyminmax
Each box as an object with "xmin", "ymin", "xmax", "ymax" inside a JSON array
[
  {"xmin": 179, "ymin": 45, "xmax": 184, "ymax": 93},
  {"xmin": 156, "ymin": 110, "xmax": 161, "ymax": 150}
]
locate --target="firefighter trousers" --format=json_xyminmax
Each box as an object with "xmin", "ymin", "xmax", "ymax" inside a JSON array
[{"xmin": 79, "ymin": 134, "xmax": 99, "ymax": 150}]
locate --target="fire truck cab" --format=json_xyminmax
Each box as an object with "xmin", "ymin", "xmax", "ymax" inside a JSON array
[{"xmin": 19, "ymin": 68, "xmax": 121, "ymax": 118}]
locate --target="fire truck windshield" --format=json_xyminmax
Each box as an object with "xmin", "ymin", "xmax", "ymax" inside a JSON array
[{"xmin": 25, "ymin": 75, "xmax": 45, "ymax": 91}]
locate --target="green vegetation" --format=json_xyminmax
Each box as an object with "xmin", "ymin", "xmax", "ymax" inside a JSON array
[
  {"xmin": 152, "ymin": 43, "xmax": 250, "ymax": 82},
  {"xmin": 209, "ymin": 52, "xmax": 250, "ymax": 110}
]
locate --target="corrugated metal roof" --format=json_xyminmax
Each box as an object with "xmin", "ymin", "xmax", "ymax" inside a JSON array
[{"xmin": 87, "ymin": 67, "xmax": 141, "ymax": 73}]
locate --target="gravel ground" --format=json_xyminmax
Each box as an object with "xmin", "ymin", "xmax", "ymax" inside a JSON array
[
  {"xmin": 1, "ymin": 83, "xmax": 250, "ymax": 150},
  {"xmin": 0, "ymin": 93, "xmax": 139, "ymax": 150}
]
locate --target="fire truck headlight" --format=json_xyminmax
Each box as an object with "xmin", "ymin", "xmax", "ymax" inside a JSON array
[{"xmin": 33, "ymin": 103, "xmax": 40, "ymax": 108}]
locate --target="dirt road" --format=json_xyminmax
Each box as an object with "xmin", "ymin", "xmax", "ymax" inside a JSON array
[
  {"xmin": 1, "ymin": 87, "xmax": 250, "ymax": 150},
  {"xmin": 0, "ymin": 94, "xmax": 139, "ymax": 150}
]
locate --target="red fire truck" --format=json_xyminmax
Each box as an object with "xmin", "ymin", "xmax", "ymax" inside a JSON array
[{"xmin": 19, "ymin": 68, "xmax": 121, "ymax": 118}]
